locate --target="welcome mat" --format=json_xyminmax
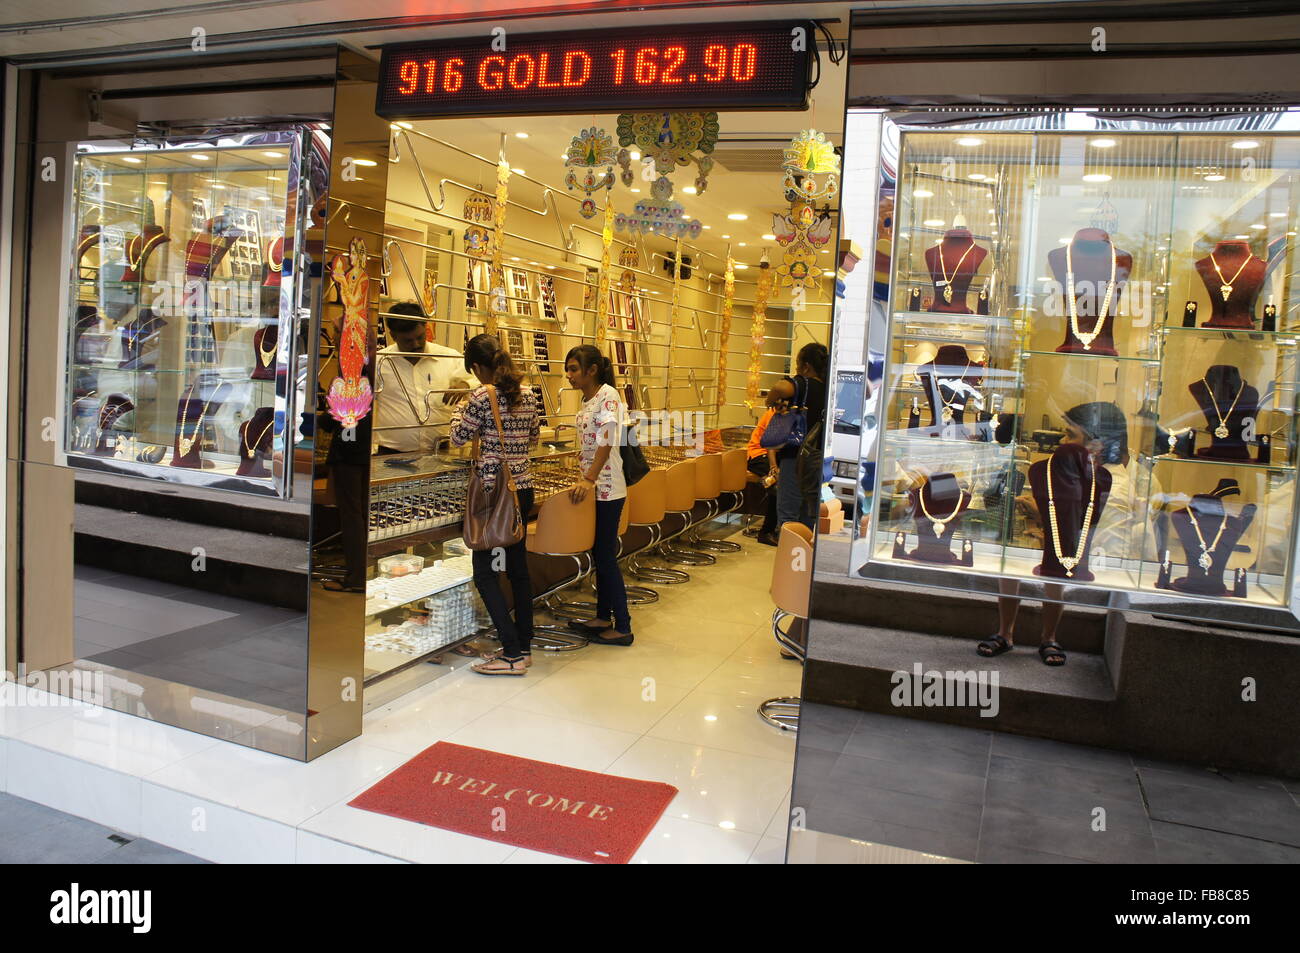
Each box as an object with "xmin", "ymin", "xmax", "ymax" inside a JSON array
[{"xmin": 348, "ymin": 742, "xmax": 678, "ymax": 864}]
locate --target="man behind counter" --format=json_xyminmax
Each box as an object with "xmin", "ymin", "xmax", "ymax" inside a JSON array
[{"xmin": 374, "ymin": 301, "xmax": 472, "ymax": 454}]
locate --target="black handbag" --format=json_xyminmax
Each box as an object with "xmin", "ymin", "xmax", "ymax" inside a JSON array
[{"xmin": 620, "ymin": 421, "xmax": 650, "ymax": 486}]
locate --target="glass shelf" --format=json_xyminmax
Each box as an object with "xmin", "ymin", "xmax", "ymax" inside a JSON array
[
  {"xmin": 1161, "ymin": 325, "xmax": 1300, "ymax": 344},
  {"xmin": 1020, "ymin": 348, "xmax": 1162, "ymax": 365},
  {"xmin": 1142, "ymin": 452, "xmax": 1295, "ymax": 473}
]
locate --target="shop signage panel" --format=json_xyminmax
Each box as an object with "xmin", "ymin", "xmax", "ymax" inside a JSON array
[{"xmin": 375, "ymin": 21, "xmax": 812, "ymax": 118}]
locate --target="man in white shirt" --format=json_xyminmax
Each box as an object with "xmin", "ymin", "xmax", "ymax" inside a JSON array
[{"xmin": 373, "ymin": 301, "xmax": 471, "ymax": 454}]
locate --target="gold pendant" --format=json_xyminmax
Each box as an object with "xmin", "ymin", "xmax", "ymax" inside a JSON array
[
  {"xmin": 246, "ymin": 448, "xmax": 256, "ymax": 459},
  {"xmin": 1198, "ymin": 550, "xmax": 1213, "ymax": 569},
  {"xmin": 932, "ymin": 520, "xmax": 945, "ymax": 536},
  {"xmin": 943, "ymin": 285, "xmax": 953, "ymax": 303},
  {"xmin": 179, "ymin": 437, "xmax": 193, "ymax": 456},
  {"xmin": 941, "ymin": 407, "xmax": 953, "ymax": 423},
  {"xmin": 1214, "ymin": 425, "xmax": 1229, "ymax": 439},
  {"xmin": 1059, "ymin": 556, "xmax": 1079, "ymax": 574},
  {"xmin": 1221, "ymin": 284, "xmax": 1232, "ymax": 301}
]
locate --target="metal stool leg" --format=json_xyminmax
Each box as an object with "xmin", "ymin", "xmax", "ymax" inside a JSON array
[{"xmin": 758, "ymin": 608, "xmax": 805, "ymax": 731}]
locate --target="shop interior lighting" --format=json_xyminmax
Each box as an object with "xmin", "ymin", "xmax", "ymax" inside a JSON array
[
  {"xmin": 734, "ymin": 263, "xmax": 748, "ymax": 270},
  {"xmin": 1234, "ymin": 234, "xmax": 1250, "ymax": 239},
  {"xmin": 955, "ymin": 137, "xmax": 984, "ymax": 147},
  {"xmin": 1089, "ymin": 138, "xmax": 1118, "ymax": 148},
  {"xmin": 515, "ymin": 132, "xmax": 529, "ymax": 139},
  {"xmin": 702, "ymin": 225, "xmax": 712, "ymax": 229},
  {"xmin": 967, "ymin": 172, "xmax": 986, "ymax": 180},
  {"xmin": 630, "ymin": 188, "xmax": 641, "ymax": 193},
  {"xmin": 923, "ymin": 218, "xmax": 945, "ymax": 227},
  {"xmin": 738, "ymin": 241, "xmax": 747, "ymax": 246},
  {"xmin": 349, "ymin": 157, "xmax": 378, "ymax": 167},
  {"xmin": 1204, "ymin": 174, "xmax": 1226, "ymax": 181},
  {"xmin": 913, "ymin": 188, "xmax": 934, "ymax": 198},
  {"xmin": 629, "ymin": 150, "xmax": 641, "ymax": 161},
  {"xmin": 190, "ymin": 154, "xmax": 209, "ymax": 161},
  {"xmin": 1231, "ymin": 140, "xmax": 1260, "ymax": 150},
  {"xmin": 511, "ymin": 168, "xmax": 525, "ymax": 175},
  {"xmin": 721, "ymin": 234, "xmax": 730, "ymax": 239},
  {"xmin": 727, "ymin": 213, "xmax": 748, "ymax": 221},
  {"xmin": 1250, "ymin": 223, "xmax": 1266, "ymax": 230},
  {"xmin": 761, "ymin": 233, "xmax": 776, "ymax": 240},
  {"xmin": 1271, "ymin": 211, "xmax": 1288, "ymax": 218},
  {"xmin": 1082, "ymin": 172, "xmax": 1112, "ymax": 182},
  {"xmin": 682, "ymin": 185, "xmax": 698, "ymax": 194},
  {"xmin": 261, "ymin": 151, "xmax": 284, "ymax": 158},
  {"xmin": 121, "ymin": 156, "xmax": 142, "ymax": 164}
]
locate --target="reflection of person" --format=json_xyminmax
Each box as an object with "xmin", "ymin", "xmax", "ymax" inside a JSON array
[
  {"xmin": 767, "ymin": 342, "xmax": 828, "ymax": 532},
  {"xmin": 448, "ymin": 335, "xmax": 540, "ymax": 676},
  {"xmin": 978, "ymin": 401, "xmax": 1158, "ymax": 667},
  {"xmin": 373, "ymin": 301, "xmax": 472, "ymax": 454},
  {"xmin": 747, "ymin": 408, "xmax": 780, "ymax": 545}
]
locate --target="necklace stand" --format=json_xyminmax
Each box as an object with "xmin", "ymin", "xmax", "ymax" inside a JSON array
[
  {"xmin": 1190, "ymin": 365, "xmax": 1258, "ymax": 461},
  {"xmin": 170, "ymin": 387, "xmax": 226, "ymax": 469},
  {"xmin": 906, "ymin": 472, "xmax": 971, "ymax": 564},
  {"xmin": 236, "ymin": 407, "xmax": 276, "ymax": 477},
  {"xmin": 1169, "ymin": 495, "xmax": 1256, "ymax": 596},
  {"xmin": 917, "ymin": 344, "xmax": 983, "ymax": 438},
  {"xmin": 1196, "ymin": 241, "xmax": 1265, "ymax": 330},
  {"xmin": 1028, "ymin": 443, "xmax": 1112, "ymax": 581},
  {"xmin": 92, "ymin": 395, "xmax": 135, "ymax": 456},
  {"xmin": 1048, "ymin": 228, "xmax": 1132, "ymax": 357},
  {"xmin": 251, "ymin": 325, "xmax": 278, "ymax": 381},
  {"xmin": 923, "ymin": 229, "xmax": 987, "ymax": 315}
]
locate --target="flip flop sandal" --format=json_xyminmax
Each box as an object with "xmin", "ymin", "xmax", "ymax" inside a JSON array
[
  {"xmin": 1039, "ymin": 641, "xmax": 1067, "ymax": 666},
  {"xmin": 479, "ymin": 648, "xmax": 532, "ymax": 668},
  {"xmin": 450, "ymin": 644, "xmax": 480, "ymax": 657},
  {"xmin": 977, "ymin": 634, "xmax": 1013, "ymax": 657},
  {"xmin": 471, "ymin": 657, "xmax": 528, "ymax": 676}
]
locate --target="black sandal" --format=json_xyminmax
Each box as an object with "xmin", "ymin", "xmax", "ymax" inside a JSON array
[
  {"xmin": 977, "ymin": 634, "xmax": 1013, "ymax": 657},
  {"xmin": 1039, "ymin": 641, "xmax": 1067, "ymax": 666}
]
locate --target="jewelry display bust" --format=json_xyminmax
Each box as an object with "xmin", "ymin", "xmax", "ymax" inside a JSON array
[
  {"xmin": 917, "ymin": 344, "xmax": 984, "ymax": 436},
  {"xmin": 170, "ymin": 381, "xmax": 227, "ymax": 468},
  {"xmin": 1189, "ymin": 364, "xmax": 1258, "ymax": 461},
  {"xmin": 93, "ymin": 394, "xmax": 135, "ymax": 456},
  {"xmin": 236, "ymin": 407, "xmax": 275, "ymax": 477},
  {"xmin": 1048, "ymin": 228, "xmax": 1132, "ymax": 356},
  {"xmin": 1169, "ymin": 493, "xmax": 1256, "ymax": 596},
  {"xmin": 907, "ymin": 471, "xmax": 971, "ymax": 564},
  {"xmin": 1028, "ymin": 442, "xmax": 1112, "ymax": 580},
  {"xmin": 923, "ymin": 229, "xmax": 987, "ymax": 315},
  {"xmin": 1195, "ymin": 240, "xmax": 1265, "ymax": 330},
  {"xmin": 251, "ymin": 325, "xmax": 278, "ymax": 381}
]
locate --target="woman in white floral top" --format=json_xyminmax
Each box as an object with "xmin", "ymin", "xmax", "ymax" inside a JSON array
[
  {"xmin": 448, "ymin": 334, "xmax": 539, "ymax": 676},
  {"xmin": 563, "ymin": 345, "xmax": 633, "ymax": 645}
]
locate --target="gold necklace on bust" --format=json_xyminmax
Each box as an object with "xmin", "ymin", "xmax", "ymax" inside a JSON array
[
  {"xmin": 936, "ymin": 361, "xmax": 971, "ymax": 423},
  {"xmin": 917, "ymin": 483, "xmax": 965, "ymax": 537},
  {"xmin": 257, "ymin": 329, "xmax": 278, "ymax": 368},
  {"xmin": 1201, "ymin": 376, "xmax": 1244, "ymax": 440},
  {"xmin": 178, "ymin": 382, "xmax": 226, "ymax": 457},
  {"xmin": 1209, "ymin": 251, "xmax": 1252, "ymax": 302},
  {"xmin": 1186, "ymin": 505, "xmax": 1228, "ymax": 570},
  {"xmin": 937, "ymin": 241, "xmax": 976, "ymax": 303},
  {"xmin": 245, "ymin": 417, "xmax": 275, "ymax": 458},
  {"xmin": 1045, "ymin": 454, "xmax": 1096, "ymax": 577},
  {"xmin": 1065, "ymin": 240, "xmax": 1116, "ymax": 351}
]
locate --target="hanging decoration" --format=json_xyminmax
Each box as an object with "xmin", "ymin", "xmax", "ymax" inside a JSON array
[
  {"xmin": 462, "ymin": 193, "xmax": 494, "ymax": 258},
  {"xmin": 668, "ymin": 236, "xmax": 683, "ymax": 411},
  {"xmin": 486, "ymin": 160, "xmax": 511, "ymax": 335},
  {"xmin": 565, "ymin": 127, "xmax": 618, "ymax": 220},
  {"xmin": 421, "ymin": 270, "xmax": 437, "ymax": 316},
  {"xmin": 771, "ymin": 199, "xmax": 834, "ymax": 290},
  {"xmin": 616, "ymin": 112, "xmax": 720, "ymax": 199},
  {"xmin": 781, "ymin": 129, "xmax": 841, "ymax": 204},
  {"xmin": 615, "ymin": 199, "xmax": 703, "ymax": 239},
  {"xmin": 326, "ymin": 237, "xmax": 374, "ymax": 428},
  {"xmin": 716, "ymin": 257, "xmax": 735, "ymax": 412},
  {"xmin": 595, "ymin": 200, "xmax": 616, "ymax": 346},
  {"xmin": 745, "ymin": 253, "xmax": 774, "ymax": 408}
]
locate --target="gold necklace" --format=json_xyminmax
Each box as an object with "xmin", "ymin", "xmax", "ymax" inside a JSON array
[
  {"xmin": 935, "ymin": 361, "xmax": 971, "ymax": 423},
  {"xmin": 258, "ymin": 329, "xmax": 278, "ymax": 368},
  {"xmin": 1209, "ymin": 250, "xmax": 1252, "ymax": 302},
  {"xmin": 937, "ymin": 241, "xmax": 976, "ymax": 303},
  {"xmin": 1065, "ymin": 240, "xmax": 1116, "ymax": 351},
  {"xmin": 1186, "ymin": 504, "xmax": 1228, "ymax": 570},
  {"xmin": 917, "ymin": 483, "xmax": 965, "ymax": 537},
  {"xmin": 245, "ymin": 417, "xmax": 274, "ymax": 458},
  {"xmin": 178, "ymin": 382, "xmax": 226, "ymax": 457},
  {"xmin": 1201, "ymin": 376, "xmax": 1244, "ymax": 440},
  {"xmin": 1045, "ymin": 454, "xmax": 1097, "ymax": 577}
]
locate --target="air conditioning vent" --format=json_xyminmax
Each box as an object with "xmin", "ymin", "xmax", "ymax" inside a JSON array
[{"xmin": 709, "ymin": 141, "xmax": 787, "ymax": 173}]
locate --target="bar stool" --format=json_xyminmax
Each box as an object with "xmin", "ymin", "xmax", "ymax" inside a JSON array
[
  {"xmin": 526, "ymin": 490, "xmax": 597, "ymax": 651},
  {"xmin": 694, "ymin": 448, "xmax": 747, "ymax": 554},
  {"xmin": 624, "ymin": 467, "xmax": 686, "ymax": 592},
  {"xmin": 658, "ymin": 457, "xmax": 716, "ymax": 567},
  {"xmin": 552, "ymin": 489, "xmax": 638, "ymax": 619},
  {"xmin": 758, "ymin": 521, "xmax": 814, "ymax": 731}
]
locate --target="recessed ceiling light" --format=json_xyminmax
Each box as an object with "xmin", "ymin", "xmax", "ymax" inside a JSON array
[
  {"xmin": 629, "ymin": 151, "xmax": 641, "ymax": 161},
  {"xmin": 761, "ymin": 233, "xmax": 776, "ymax": 241},
  {"xmin": 1231, "ymin": 140, "xmax": 1260, "ymax": 150},
  {"xmin": 1082, "ymin": 173, "xmax": 1112, "ymax": 182},
  {"xmin": 1089, "ymin": 138, "xmax": 1118, "ymax": 149},
  {"xmin": 682, "ymin": 185, "xmax": 697, "ymax": 195},
  {"xmin": 261, "ymin": 151, "xmax": 284, "ymax": 158},
  {"xmin": 546, "ymin": 264, "xmax": 555, "ymax": 269},
  {"xmin": 820, "ymin": 249, "xmax": 830, "ymax": 254},
  {"xmin": 630, "ymin": 188, "xmax": 641, "ymax": 193},
  {"xmin": 349, "ymin": 157, "xmax": 378, "ymax": 167},
  {"xmin": 738, "ymin": 242, "xmax": 747, "ymax": 247},
  {"xmin": 1250, "ymin": 223, "xmax": 1266, "ymax": 230},
  {"xmin": 727, "ymin": 213, "xmax": 748, "ymax": 221},
  {"xmin": 1234, "ymin": 234, "xmax": 1250, "ymax": 240},
  {"xmin": 515, "ymin": 132, "xmax": 529, "ymax": 139},
  {"xmin": 967, "ymin": 172, "xmax": 986, "ymax": 181},
  {"xmin": 913, "ymin": 188, "xmax": 934, "ymax": 198},
  {"xmin": 703, "ymin": 225, "xmax": 711, "ymax": 229},
  {"xmin": 1204, "ymin": 174, "xmax": 1226, "ymax": 182},
  {"xmin": 1270, "ymin": 211, "xmax": 1288, "ymax": 218},
  {"xmin": 923, "ymin": 218, "xmax": 945, "ymax": 227},
  {"xmin": 955, "ymin": 137, "xmax": 983, "ymax": 147},
  {"xmin": 1288, "ymin": 231, "xmax": 1298, "ymax": 236},
  {"xmin": 121, "ymin": 156, "xmax": 142, "ymax": 164}
]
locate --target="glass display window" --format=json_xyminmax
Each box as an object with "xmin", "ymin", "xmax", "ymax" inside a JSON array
[
  {"xmin": 861, "ymin": 121, "xmax": 1300, "ymax": 614},
  {"xmin": 66, "ymin": 134, "xmax": 308, "ymax": 494}
]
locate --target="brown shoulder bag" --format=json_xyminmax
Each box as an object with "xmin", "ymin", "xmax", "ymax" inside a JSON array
[{"xmin": 463, "ymin": 385, "xmax": 525, "ymax": 551}]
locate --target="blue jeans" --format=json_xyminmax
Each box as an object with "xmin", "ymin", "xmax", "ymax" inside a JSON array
[
  {"xmin": 777, "ymin": 454, "xmax": 814, "ymax": 531},
  {"xmin": 593, "ymin": 498, "xmax": 632, "ymax": 633}
]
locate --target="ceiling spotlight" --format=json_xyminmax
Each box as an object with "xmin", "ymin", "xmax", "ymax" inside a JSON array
[
  {"xmin": 1089, "ymin": 138, "xmax": 1118, "ymax": 149},
  {"xmin": 761, "ymin": 233, "xmax": 776, "ymax": 241},
  {"xmin": 702, "ymin": 225, "xmax": 712, "ymax": 229},
  {"xmin": 1234, "ymin": 234, "xmax": 1250, "ymax": 240},
  {"xmin": 121, "ymin": 156, "xmax": 142, "ymax": 164},
  {"xmin": 1231, "ymin": 140, "xmax": 1260, "ymax": 150},
  {"xmin": 913, "ymin": 188, "xmax": 934, "ymax": 198},
  {"xmin": 738, "ymin": 242, "xmax": 747, "ymax": 247},
  {"xmin": 734, "ymin": 263, "xmax": 749, "ymax": 270},
  {"xmin": 1250, "ymin": 223, "xmax": 1266, "ymax": 230},
  {"xmin": 629, "ymin": 150, "xmax": 641, "ymax": 161},
  {"xmin": 727, "ymin": 213, "xmax": 748, "ymax": 221},
  {"xmin": 515, "ymin": 132, "xmax": 529, "ymax": 139},
  {"xmin": 630, "ymin": 188, "xmax": 641, "ymax": 193},
  {"xmin": 682, "ymin": 185, "xmax": 698, "ymax": 195},
  {"xmin": 955, "ymin": 137, "xmax": 984, "ymax": 147},
  {"xmin": 721, "ymin": 234, "xmax": 731, "ymax": 239},
  {"xmin": 1270, "ymin": 211, "xmax": 1288, "ymax": 218},
  {"xmin": 1082, "ymin": 173, "xmax": 1112, "ymax": 182},
  {"xmin": 190, "ymin": 154, "xmax": 209, "ymax": 161}
]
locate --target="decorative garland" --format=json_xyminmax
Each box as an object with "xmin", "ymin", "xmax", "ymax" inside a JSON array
[
  {"xmin": 745, "ymin": 255, "xmax": 774, "ymax": 408},
  {"xmin": 716, "ymin": 257, "xmax": 735, "ymax": 412},
  {"xmin": 486, "ymin": 159, "xmax": 511, "ymax": 336},
  {"xmin": 595, "ymin": 200, "xmax": 616, "ymax": 346},
  {"xmin": 669, "ymin": 237, "xmax": 683, "ymax": 411}
]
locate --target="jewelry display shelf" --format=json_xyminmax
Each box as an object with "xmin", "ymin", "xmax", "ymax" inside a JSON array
[
  {"xmin": 1142, "ymin": 452, "xmax": 1296, "ymax": 473},
  {"xmin": 1161, "ymin": 326, "xmax": 1300, "ymax": 342},
  {"xmin": 1019, "ymin": 348, "xmax": 1161, "ymax": 365},
  {"xmin": 364, "ymin": 555, "xmax": 476, "ymax": 616}
]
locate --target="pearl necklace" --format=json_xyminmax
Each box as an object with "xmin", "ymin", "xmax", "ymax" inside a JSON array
[
  {"xmin": 936, "ymin": 241, "xmax": 976, "ymax": 304},
  {"xmin": 1201, "ymin": 376, "xmax": 1244, "ymax": 440},
  {"xmin": 1186, "ymin": 504, "xmax": 1228, "ymax": 570},
  {"xmin": 1065, "ymin": 240, "xmax": 1116, "ymax": 351},
  {"xmin": 1045, "ymin": 454, "xmax": 1096, "ymax": 577},
  {"xmin": 917, "ymin": 483, "xmax": 965, "ymax": 538}
]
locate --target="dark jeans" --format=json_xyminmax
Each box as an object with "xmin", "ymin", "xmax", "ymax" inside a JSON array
[
  {"xmin": 471, "ymin": 487, "xmax": 535, "ymax": 659},
  {"xmin": 593, "ymin": 497, "xmax": 632, "ymax": 633},
  {"xmin": 746, "ymin": 455, "xmax": 778, "ymax": 535}
]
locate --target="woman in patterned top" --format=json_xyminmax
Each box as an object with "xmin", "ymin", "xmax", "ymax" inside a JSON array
[
  {"xmin": 563, "ymin": 345, "xmax": 634, "ymax": 646},
  {"xmin": 449, "ymin": 334, "xmax": 540, "ymax": 676}
]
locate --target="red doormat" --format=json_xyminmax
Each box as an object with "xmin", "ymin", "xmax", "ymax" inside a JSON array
[{"xmin": 348, "ymin": 741, "xmax": 678, "ymax": 864}]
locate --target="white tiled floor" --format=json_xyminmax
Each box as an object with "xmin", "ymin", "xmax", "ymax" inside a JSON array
[{"xmin": 1, "ymin": 532, "xmax": 799, "ymax": 863}]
